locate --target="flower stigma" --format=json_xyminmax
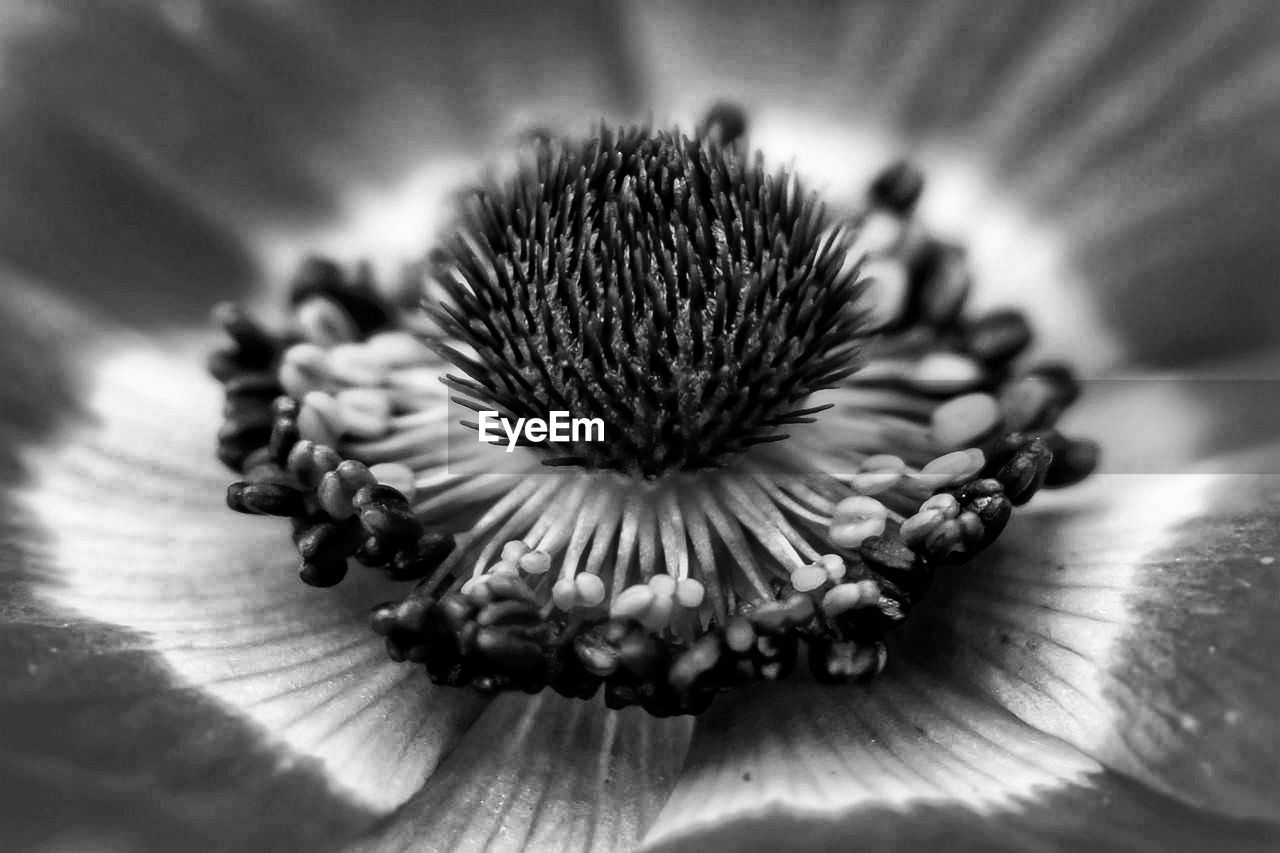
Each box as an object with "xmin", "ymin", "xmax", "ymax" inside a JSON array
[{"xmin": 212, "ymin": 104, "xmax": 1100, "ymax": 717}]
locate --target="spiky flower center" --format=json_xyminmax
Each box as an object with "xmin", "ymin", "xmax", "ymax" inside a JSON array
[
  {"xmin": 431, "ymin": 126, "xmax": 861, "ymax": 475},
  {"xmin": 210, "ymin": 107, "xmax": 1099, "ymax": 717}
]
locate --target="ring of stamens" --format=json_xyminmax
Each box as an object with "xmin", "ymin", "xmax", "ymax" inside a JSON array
[{"xmin": 211, "ymin": 107, "xmax": 1099, "ymax": 717}]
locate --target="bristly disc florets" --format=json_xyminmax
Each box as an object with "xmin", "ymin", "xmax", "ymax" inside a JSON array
[
  {"xmin": 209, "ymin": 104, "xmax": 1103, "ymax": 717},
  {"xmin": 428, "ymin": 124, "xmax": 864, "ymax": 476}
]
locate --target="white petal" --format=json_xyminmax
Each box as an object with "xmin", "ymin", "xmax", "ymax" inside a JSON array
[
  {"xmin": 355, "ymin": 692, "xmax": 692, "ymax": 853},
  {"xmin": 956, "ymin": 447, "xmax": 1280, "ymax": 821},
  {"xmin": 643, "ymin": 667, "xmax": 1099, "ymax": 849},
  {"xmin": 17, "ymin": 334, "xmax": 487, "ymax": 813},
  {"xmin": 644, "ymin": 391, "xmax": 1280, "ymax": 846}
]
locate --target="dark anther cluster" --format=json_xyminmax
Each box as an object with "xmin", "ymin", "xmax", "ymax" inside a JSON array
[
  {"xmin": 205, "ymin": 249, "xmax": 1091, "ymax": 715},
  {"xmin": 360, "ymin": 443, "xmax": 1063, "ymax": 717},
  {"xmin": 370, "ymin": 575, "xmax": 852, "ymax": 718},
  {"xmin": 204, "ymin": 105, "xmax": 1104, "ymax": 718},
  {"xmin": 210, "ymin": 261, "xmax": 456, "ymax": 589}
]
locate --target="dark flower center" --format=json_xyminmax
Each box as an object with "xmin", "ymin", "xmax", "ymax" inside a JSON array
[
  {"xmin": 209, "ymin": 104, "xmax": 1101, "ymax": 717},
  {"xmin": 430, "ymin": 125, "xmax": 862, "ymax": 475}
]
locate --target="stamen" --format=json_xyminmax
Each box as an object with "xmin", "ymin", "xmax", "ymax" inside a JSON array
[
  {"xmin": 930, "ymin": 393, "xmax": 1001, "ymax": 449},
  {"xmin": 867, "ymin": 160, "xmax": 925, "ymax": 216},
  {"xmin": 828, "ymin": 495, "xmax": 889, "ymax": 547},
  {"xmin": 208, "ymin": 105, "xmax": 1099, "ymax": 717}
]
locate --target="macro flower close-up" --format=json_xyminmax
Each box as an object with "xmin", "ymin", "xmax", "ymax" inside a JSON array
[{"xmin": 2, "ymin": 1, "xmax": 1279, "ymax": 851}]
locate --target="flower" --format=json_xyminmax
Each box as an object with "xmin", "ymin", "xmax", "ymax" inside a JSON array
[{"xmin": 2, "ymin": 2, "xmax": 1279, "ymax": 851}]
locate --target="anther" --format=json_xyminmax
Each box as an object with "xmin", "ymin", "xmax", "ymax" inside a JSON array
[
  {"xmin": 212, "ymin": 302, "xmax": 279, "ymax": 366},
  {"xmin": 829, "ymin": 495, "xmax": 889, "ymax": 547},
  {"xmin": 299, "ymin": 554, "xmax": 349, "ymax": 588},
  {"xmin": 1042, "ymin": 433, "xmax": 1102, "ymax": 488},
  {"xmin": 611, "ymin": 585, "xmax": 656, "ymax": 621},
  {"xmin": 500, "ymin": 540, "xmax": 530, "ymax": 562},
  {"xmin": 918, "ymin": 448, "xmax": 986, "ymax": 489},
  {"xmin": 267, "ymin": 397, "xmax": 302, "ymax": 466},
  {"xmin": 489, "ymin": 560, "xmax": 520, "ymax": 577},
  {"xmin": 696, "ymin": 100, "xmax": 749, "ymax": 146},
  {"xmin": 289, "ymin": 256, "xmax": 391, "ymax": 335},
  {"xmin": 358, "ymin": 498, "xmax": 419, "ymax": 544},
  {"xmin": 224, "ymin": 372, "xmax": 283, "ymax": 401},
  {"xmin": 815, "ymin": 554, "xmax": 846, "ymax": 582},
  {"xmin": 911, "ymin": 352, "xmax": 985, "ymax": 392},
  {"xmin": 279, "ymin": 344, "xmax": 330, "ymax": 399},
  {"xmin": 965, "ymin": 309, "xmax": 1033, "ymax": 365},
  {"xmin": 858, "ymin": 535, "xmax": 919, "ymax": 578},
  {"xmin": 850, "ymin": 463, "xmax": 904, "ymax": 496},
  {"xmin": 226, "ymin": 481, "xmax": 307, "ymax": 517},
  {"xmin": 724, "ymin": 617, "xmax": 755, "ymax": 653},
  {"xmin": 746, "ymin": 593, "xmax": 815, "ymax": 634},
  {"xmin": 900, "ymin": 506, "xmax": 947, "ymax": 548},
  {"xmin": 317, "ymin": 460, "xmax": 378, "ymax": 519},
  {"xmin": 574, "ymin": 573, "xmax": 607, "ymax": 608},
  {"xmin": 648, "ymin": 574, "xmax": 677, "ymax": 597},
  {"xmin": 922, "ymin": 518, "xmax": 968, "ymax": 563},
  {"xmin": 911, "ymin": 242, "xmax": 971, "ymax": 329},
  {"xmin": 297, "ymin": 296, "xmax": 360, "ymax": 346},
  {"xmin": 674, "ymin": 578, "xmax": 706, "ymax": 609},
  {"xmin": 368, "ymin": 462, "xmax": 416, "ymax": 498},
  {"xmin": 992, "ymin": 435, "xmax": 1053, "ymax": 505},
  {"xmin": 286, "ymin": 440, "xmax": 343, "ymax": 489},
  {"xmin": 930, "ymin": 393, "xmax": 1001, "ymax": 449},
  {"xmin": 216, "ymin": 422, "xmax": 273, "ymax": 473},
  {"xmin": 481, "ymin": 574, "xmax": 539, "ymax": 606},
  {"xmin": 518, "ymin": 549, "xmax": 552, "ymax": 575},
  {"xmin": 668, "ymin": 633, "xmax": 722, "ymax": 692},
  {"xmin": 388, "ymin": 531, "xmax": 455, "ymax": 581},
  {"xmin": 574, "ymin": 626, "xmax": 622, "ymax": 677},
  {"xmin": 868, "ymin": 160, "xmax": 925, "ymax": 216},
  {"xmin": 790, "ymin": 563, "xmax": 830, "ymax": 593},
  {"xmin": 296, "ymin": 518, "xmax": 363, "ymax": 562},
  {"xmin": 821, "ymin": 582, "xmax": 868, "ymax": 617}
]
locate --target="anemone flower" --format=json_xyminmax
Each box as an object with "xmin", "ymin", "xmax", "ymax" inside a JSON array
[{"xmin": 2, "ymin": 2, "xmax": 1279, "ymax": 851}]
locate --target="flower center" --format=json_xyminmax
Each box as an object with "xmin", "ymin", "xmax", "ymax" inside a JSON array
[
  {"xmin": 210, "ymin": 105, "xmax": 1100, "ymax": 717},
  {"xmin": 430, "ymin": 125, "xmax": 861, "ymax": 475}
]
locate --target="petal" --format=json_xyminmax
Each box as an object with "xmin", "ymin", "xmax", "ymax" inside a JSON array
[
  {"xmin": 906, "ymin": 463, "xmax": 1280, "ymax": 821},
  {"xmin": 15, "ymin": 324, "xmax": 488, "ymax": 815},
  {"xmin": 644, "ymin": 390, "xmax": 1280, "ymax": 848},
  {"xmin": 0, "ymin": 283, "xmax": 385, "ymax": 848},
  {"xmin": 0, "ymin": 0, "xmax": 642, "ymax": 321},
  {"xmin": 645, "ymin": 774, "xmax": 1279, "ymax": 853},
  {"xmin": 356, "ymin": 693, "xmax": 692, "ymax": 853},
  {"xmin": 0, "ymin": 521, "xmax": 381, "ymax": 852},
  {"xmin": 627, "ymin": 0, "xmax": 1280, "ymax": 366},
  {"xmin": 1045, "ymin": 443, "xmax": 1280, "ymax": 817},
  {"xmin": 643, "ymin": 668, "xmax": 1102, "ymax": 850}
]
